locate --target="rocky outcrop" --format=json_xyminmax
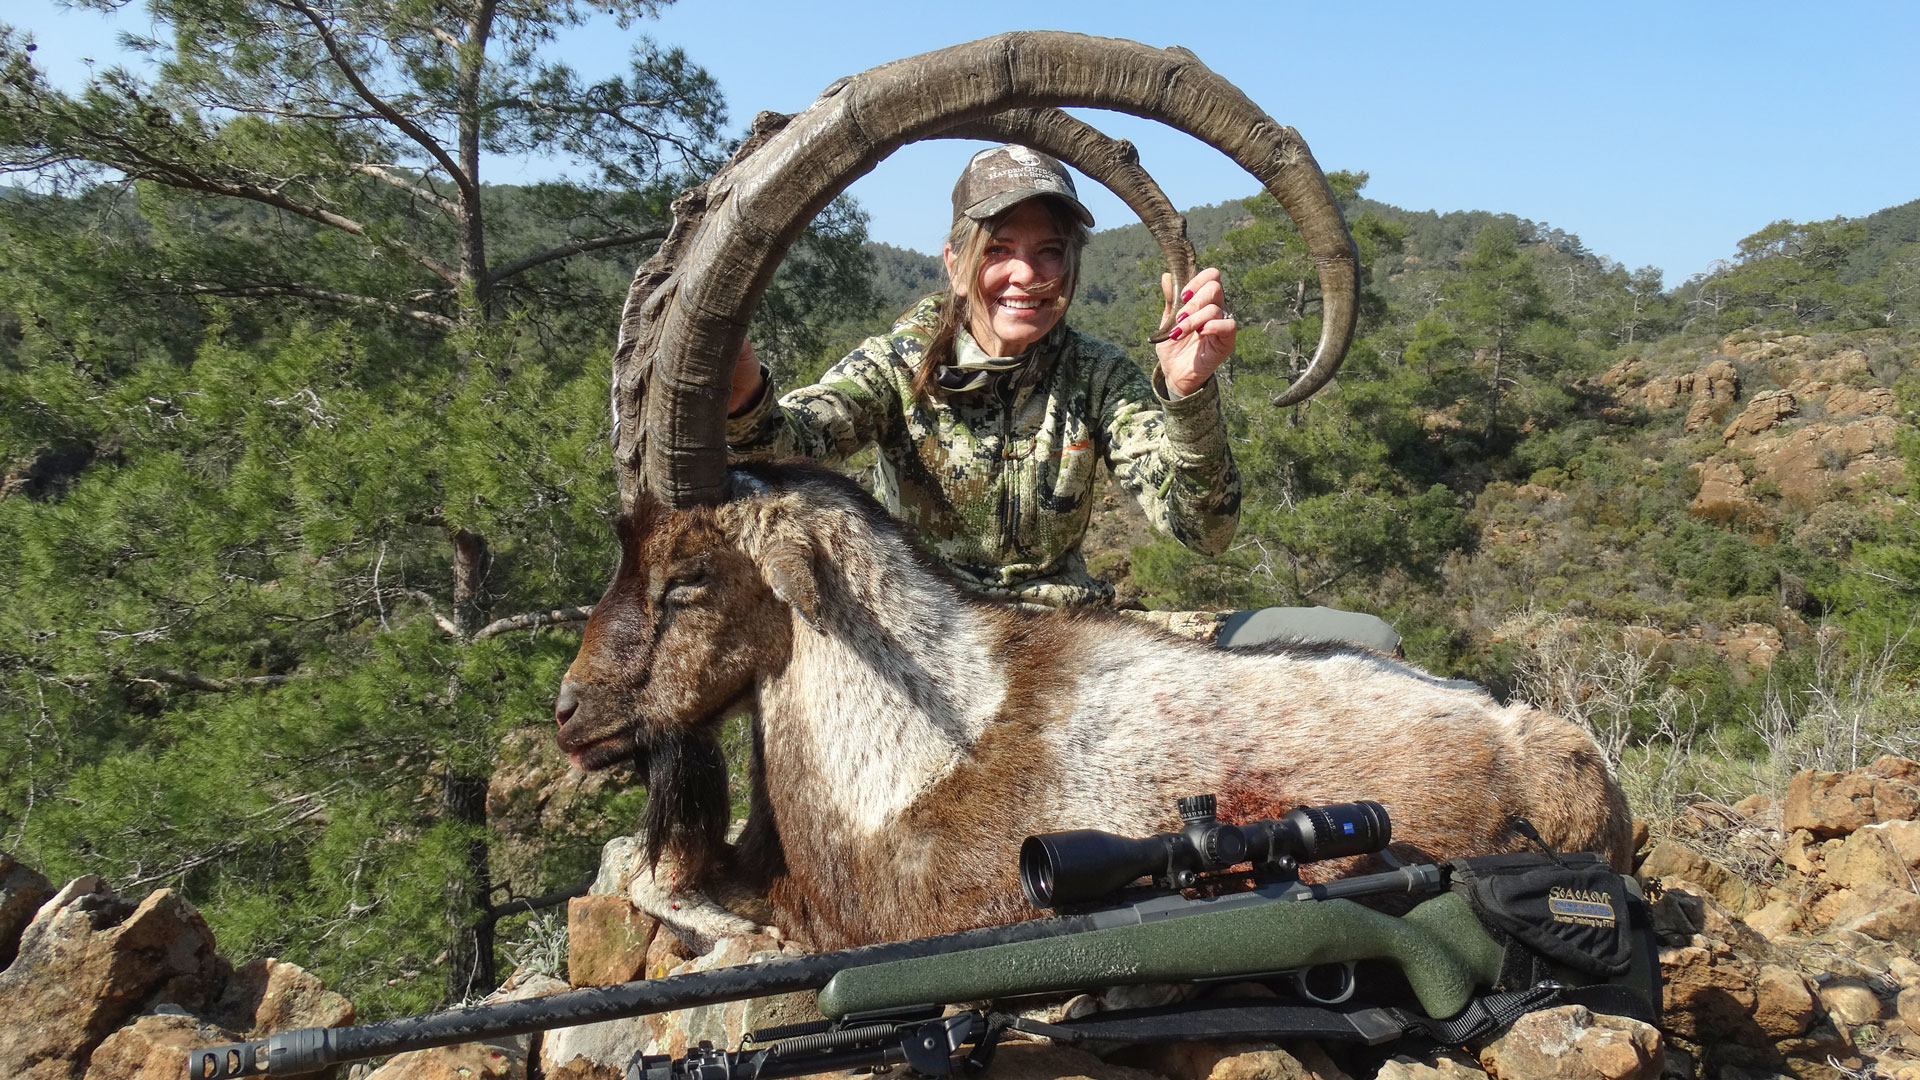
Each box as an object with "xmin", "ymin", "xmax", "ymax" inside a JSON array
[
  {"xmin": 0, "ymin": 860, "xmax": 352, "ymax": 1080},
  {"xmin": 0, "ymin": 852, "xmax": 53, "ymax": 970},
  {"xmin": 1723, "ymin": 390, "xmax": 1798, "ymax": 440},
  {"xmin": 1601, "ymin": 356, "xmax": 1742, "ymax": 434},
  {"xmin": 488, "ymin": 725, "xmax": 638, "ymax": 901},
  {"xmin": 1605, "ymin": 332, "xmax": 1915, "ymax": 529},
  {"xmin": 1688, "ymin": 460, "xmax": 1768, "ymax": 527},
  {"xmin": 1632, "ymin": 757, "xmax": 1920, "ymax": 1079}
]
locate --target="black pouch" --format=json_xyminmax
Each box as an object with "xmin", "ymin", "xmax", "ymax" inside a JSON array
[{"xmin": 1448, "ymin": 852, "xmax": 1635, "ymax": 978}]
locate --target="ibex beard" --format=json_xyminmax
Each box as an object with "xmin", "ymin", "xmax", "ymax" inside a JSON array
[{"xmin": 556, "ymin": 462, "xmax": 1633, "ymax": 951}]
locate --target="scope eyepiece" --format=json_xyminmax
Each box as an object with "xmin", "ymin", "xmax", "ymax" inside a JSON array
[
  {"xmin": 1020, "ymin": 797, "xmax": 1393, "ymax": 910},
  {"xmin": 1276, "ymin": 801, "xmax": 1390, "ymax": 865}
]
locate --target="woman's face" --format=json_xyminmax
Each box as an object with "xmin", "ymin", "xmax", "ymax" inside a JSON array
[{"xmin": 946, "ymin": 200, "xmax": 1069, "ymax": 357}]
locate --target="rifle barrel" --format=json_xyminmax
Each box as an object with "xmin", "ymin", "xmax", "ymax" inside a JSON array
[{"xmin": 188, "ymin": 912, "xmax": 1107, "ymax": 1077}]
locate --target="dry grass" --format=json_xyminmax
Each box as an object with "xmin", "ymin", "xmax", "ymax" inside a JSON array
[
  {"xmin": 1750, "ymin": 626, "xmax": 1918, "ymax": 779},
  {"xmin": 1494, "ymin": 608, "xmax": 1916, "ymax": 828}
]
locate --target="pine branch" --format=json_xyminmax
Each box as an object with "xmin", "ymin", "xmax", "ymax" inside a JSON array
[
  {"xmin": 350, "ymin": 163, "xmax": 462, "ymax": 217},
  {"xmin": 472, "ymin": 606, "xmax": 593, "ymax": 641},
  {"xmin": 128, "ymin": 668, "xmax": 302, "ymax": 692},
  {"xmin": 169, "ymin": 282, "xmax": 457, "ymax": 329},
  {"xmin": 78, "ymin": 138, "xmax": 462, "ymax": 285},
  {"xmin": 485, "ymin": 229, "xmax": 667, "ymax": 286},
  {"xmin": 274, "ymin": 0, "xmax": 476, "ymax": 204}
]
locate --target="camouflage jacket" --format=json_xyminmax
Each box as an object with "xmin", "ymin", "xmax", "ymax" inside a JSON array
[{"xmin": 728, "ymin": 296, "xmax": 1241, "ymax": 607}]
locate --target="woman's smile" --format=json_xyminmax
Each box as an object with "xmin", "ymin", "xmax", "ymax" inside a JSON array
[{"xmin": 951, "ymin": 200, "xmax": 1070, "ymax": 356}]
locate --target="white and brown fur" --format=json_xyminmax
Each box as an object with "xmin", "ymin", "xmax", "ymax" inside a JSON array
[{"xmin": 556, "ymin": 462, "xmax": 1632, "ymax": 951}]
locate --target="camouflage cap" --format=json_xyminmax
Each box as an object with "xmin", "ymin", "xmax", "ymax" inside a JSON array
[{"xmin": 951, "ymin": 145, "xmax": 1095, "ymax": 228}]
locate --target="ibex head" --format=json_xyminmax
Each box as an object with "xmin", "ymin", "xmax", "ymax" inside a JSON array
[
  {"xmin": 555, "ymin": 490, "xmax": 802, "ymax": 774},
  {"xmin": 555, "ymin": 475, "xmax": 825, "ymax": 868}
]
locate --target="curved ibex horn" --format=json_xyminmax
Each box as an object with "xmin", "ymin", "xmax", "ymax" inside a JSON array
[{"xmin": 614, "ymin": 32, "xmax": 1358, "ymax": 511}]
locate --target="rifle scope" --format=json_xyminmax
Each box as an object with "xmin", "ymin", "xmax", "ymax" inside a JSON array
[{"xmin": 1020, "ymin": 795, "xmax": 1389, "ymax": 909}]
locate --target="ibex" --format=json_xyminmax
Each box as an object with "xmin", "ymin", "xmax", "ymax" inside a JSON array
[
  {"xmin": 556, "ymin": 462, "xmax": 1633, "ymax": 951},
  {"xmin": 567, "ymin": 34, "xmax": 1631, "ymax": 951}
]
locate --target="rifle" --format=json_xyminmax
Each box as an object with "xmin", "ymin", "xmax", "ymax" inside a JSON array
[{"xmin": 189, "ymin": 797, "xmax": 1659, "ymax": 1079}]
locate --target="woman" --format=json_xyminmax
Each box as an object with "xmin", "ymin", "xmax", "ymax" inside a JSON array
[{"xmin": 725, "ymin": 144, "xmax": 1241, "ymax": 609}]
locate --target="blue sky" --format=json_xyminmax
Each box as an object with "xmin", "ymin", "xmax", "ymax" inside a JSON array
[{"xmin": 12, "ymin": 0, "xmax": 1919, "ymax": 285}]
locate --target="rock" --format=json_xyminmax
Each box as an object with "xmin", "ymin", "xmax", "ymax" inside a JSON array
[
  {"xmin": 1901, "ymin": 985, "xmax": 1920, "ymax": 1030},
  {"xmin": 366, "ymin": 973, "xmax": 567, "ymax": 1080},
  {"xmin": 1845, "ymin": 892, "xmax": 1920, "ymax": 949},
  {"xmin": 1892, "ymin": 957, "xmax": 1920, "ymax": 989},
  {"xmin": 1825, "ymin": 823, "xmax": 1920, "ymax": 891},
  {"xmin": 1880, "ymin": 1058, "xmax": 1920, "ymax": 1080},
  {"xmin": 1659, "ymin": 937, "xmax": 1759, "ymax": 1041},
  {"xmin": 0, "ymin": 853, "xmax": 54, "ymax": 970},
  {"xmin": 1752, "ymin": 965, "xmax": 1818, "ymax": 1038},
  {"xmin": 1766, "ymin": 1015, "xmax": 1856, "ymax": 1068},
  {"xmin": 1702, "ymin": 359, "xmax": 1741, "ymax": 400},
  {"xmin": 1120, "ymin": 1041, "xmax": 1331, "ymax": 1080},
  {"xmin": 1817, "ymin": 977, "xmax": 1887, "ymax": 1025},
  {"xmin": 1782, "ymin": 829, "xmax": 1824, "ymax": 875},
  {"xmin": 1617, "ymin": 359, "xmax": 1739, "ymax": 413},
  {"xmin": 213, "ymin": 957, "xmax": 355, "ymax": 1035},
  {"xmin": 1743, "ymin": 899, "xmax": 1802, "ymax": 942},
  {"xmin": 1733, "ymin": 794, "xmax": 1774, "ymax": 818},
  {"xmin": 1638, "ymin": 843, "xmax": 1757, "ymax": 914},
  {"xmin": 1783, "ymin": 768, "xmax": 1920, "ymax": 838},
  {"xmin": 1872, "ymin": 758, "xmax": 1920, "ymax": 785},
  {"xmin": 1684, "ymin": 398, "xmax": 1718, "ymax": 434},
  {"xmin": 1688, "ymin": 460, "xmax": 1767, "ymax": 526},
  {"xmin": 1722, "ymin": 623, "xmax": 1784, "ymax": 669},
  {"xmin": 1746, "ymin": 416, "xmax": 1908, "ymax": 503},
  {"xmin": 1476, "ymin": 1004, "xmax": 1661, "ymax": 1079},
  {"xmin": 542, "ymin": 933, "xmax": 805, "ymax": 1075},
  {"xmin": 81, "ymin": 1011, "xmax": 243, "ymax": 1080},
  {"xmin": 1806, "ymin": 881, "xmax": 1920, "ymax": 947},
  {"xmin": 1823, "ymin": 385, "xmax": 1897, "ymax": 416},
  {"xmin": 567, "ymin": 894, "xmax": 658, "ymax": 987},
  {"xmin": 0, "ymin": 879, "xmax": 220, "ymax": 1079},
  {"xmin": 1375, "ymin": 1052, "xmax": 1488, "ymax": 1079},
  {"xmin": 1724, "ymin": 390, "xmax": 1798, "ymax": 441},
  {"xmin": 1817, "ymin": 928, "xmax": 1913, "ymax": 980},
  {"xmin": 591, "ymin": 835, "xmax": 649, "ymax": 898},
  {"xmin": 544, "ymin": 1059, "xmax": 624, "ymax": 1080},
  {"xmin": 1649, "ymin": 886, "xmax": 1706, "ymax": 936},
  {"xmin": 363, "ymin": 1042, "xmax": 522, "ymax": 1079}
]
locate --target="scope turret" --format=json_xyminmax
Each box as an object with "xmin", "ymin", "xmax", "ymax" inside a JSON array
[{"xmin": 1020, "ymin": 797, "xmax": 1389, "ymax": 909}]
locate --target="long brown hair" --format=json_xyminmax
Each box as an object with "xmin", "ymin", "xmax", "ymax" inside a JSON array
[{"xmin": 910, "ymin": 196, "xmax": 1090, "ymax": 399}]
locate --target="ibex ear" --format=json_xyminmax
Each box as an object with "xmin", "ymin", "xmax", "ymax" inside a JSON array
[
  {"xmin": 723, "ymin": 473, "xmax": 822, "ymax": 630},
  {"xmin": 764, "ymin": 540, "xmax": 823, "ymax": 631}
]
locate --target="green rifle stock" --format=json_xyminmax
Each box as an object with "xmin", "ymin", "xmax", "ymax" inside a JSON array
[{"xmin": 819, "ymin": 890, "xmax": 1503, "ymax": 1021}]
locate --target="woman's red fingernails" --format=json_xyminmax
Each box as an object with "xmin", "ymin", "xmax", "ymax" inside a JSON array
[
  {"xmin": 1176, "ymin": 311, "xmax": 1188, "ymax": 322},
  {"xmin": 1180, "ymin": 289, "xmax": 1194, "ymax": 303},
  {"xmin": 1169, "ymin": 326, "xmax": 1183, "ymax": 340}
]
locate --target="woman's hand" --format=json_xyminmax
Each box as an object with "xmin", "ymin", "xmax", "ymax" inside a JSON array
[
  {"xmin": 1154, "ymin": 267, "xmax": 1236, "ymax": 398},
  {"xmin": 728, "ymin": 339, "xmax": 764, "ymax": 416}
]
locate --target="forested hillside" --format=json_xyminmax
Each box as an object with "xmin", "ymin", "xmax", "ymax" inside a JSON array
[{"xmin": 2, "ymin": 2, "xmax": 1916, "ymax": 1024}]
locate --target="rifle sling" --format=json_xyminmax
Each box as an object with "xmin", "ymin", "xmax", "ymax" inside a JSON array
[{"xmin": 1008, "ymin": 998, "xmax": 1415, "ymax": 1047}]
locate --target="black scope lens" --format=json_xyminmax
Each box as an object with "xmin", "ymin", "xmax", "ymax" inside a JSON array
[
  {"xmin": 1020, "ymin": 830, "xmax": 1165, "ymax": 909},
  {"xmin": 1280, "ymin": 801, "xmax": 1390, "ymax": 862}
]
